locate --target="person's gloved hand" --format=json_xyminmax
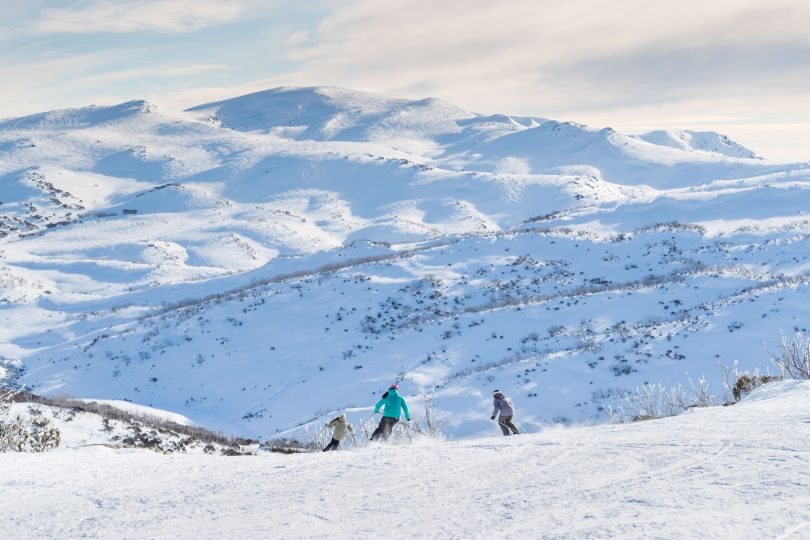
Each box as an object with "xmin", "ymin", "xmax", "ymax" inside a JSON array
[{"xmin": 491, "ymin": 416, "xmax": 496, "ymax": 420}]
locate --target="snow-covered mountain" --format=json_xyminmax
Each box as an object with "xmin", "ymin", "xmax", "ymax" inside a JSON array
[
  {"xmin": 1, "ymin": 86, "xmax": 809, "ymax": 438},
  {"xmin": 636, "ymin": 129, "xmax": 759, "ymax": 159}
]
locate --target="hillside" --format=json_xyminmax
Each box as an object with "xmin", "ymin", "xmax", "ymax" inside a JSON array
[
  {"xmin": 636, "ymin": 130, "xmax": 760, "ymax": 159},
  {"xmin": 2, "ymin": 381, "xmax": 809, "ymax": 538},
  {"xmin": 1, "ymin": 86, "xmax": 809, "ymax": 439}
]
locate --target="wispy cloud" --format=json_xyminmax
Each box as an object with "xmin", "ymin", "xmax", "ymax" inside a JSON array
[
  {"xmin": 0, "ymin": 49, "xmax": 130, "ymax": 117},
  {"xmin": 73, "ymin": 63, "xmax": 230, "ymax": 87},
  {"xmin": 32, "ymin": 0, "xmax": 245, "ymax": 34},
  {"xmin": 275, "ymin": 0, "xmax": 810, "ymax": 110},
  {"xmin": 265, "ymin": 0, "xmax": 810, "ymax": 160},
  {"xmin": 0, "ymin": 45, "xmax": 228, "ymax": 118}
]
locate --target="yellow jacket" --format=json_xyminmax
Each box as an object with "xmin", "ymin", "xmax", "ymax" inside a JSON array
[{"xmin": 327, "ymin": 414, "xmax": 354, "ymax": 441}]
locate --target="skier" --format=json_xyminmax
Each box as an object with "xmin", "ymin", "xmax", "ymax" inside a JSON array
[
  {"xmin": 323, "ymin": 413, "xmax": 353, "ymax": 451},
  {"xmin": 491, "ymin": 389, "xmax": 520, "ymax": 435},
  {"xmin": 370, "ymin": 384, "xmax": 411, "ymax": 441}
]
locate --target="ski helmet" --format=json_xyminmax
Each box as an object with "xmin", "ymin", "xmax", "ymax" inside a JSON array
[{"xmin": 389, "ymin": 383, "xmax": 399, "ymax": 390}]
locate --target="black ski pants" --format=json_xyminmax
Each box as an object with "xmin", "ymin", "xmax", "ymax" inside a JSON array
[
  {"xmin": 323, "ymin": 438, "xmax": 341, "ymax": 451},
  {"xmin": 498, "ymin": 415, "xmax": 520, "ymax": 436},
  {"xmin": 370, "ymin": 416, "xmax": 399, "ymax": 441}
]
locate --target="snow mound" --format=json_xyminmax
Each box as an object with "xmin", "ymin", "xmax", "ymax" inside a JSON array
[
  {"xmin": 186, "ymin": 86, "xmax": 412, "ymax": 139},
  {"xmin": 186, "ymin": 86, "xmax": 497, "ymax": 153},
  {"xmin": 637, "ymin": 130, "xmax": 759, "ymax": 159},
  {"xmin": 0, "ymin": 100, "xmax": 159, "ymax": 130},
  {"xmin": 75, "ymin": 398, "xmax": 195, "ymax": 425},
  {"xmin": 740, "ymin": 379, "xmax": 810, "ymax": 403}
]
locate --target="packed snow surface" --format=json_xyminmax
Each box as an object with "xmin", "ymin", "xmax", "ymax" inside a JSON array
[
  {"xmin": 74, "ymin": 398, "xmax": 194, "ymax": 426},
  {"xmin": 1, "ymin": 381, "xmax": 809, "ymax": 539}
]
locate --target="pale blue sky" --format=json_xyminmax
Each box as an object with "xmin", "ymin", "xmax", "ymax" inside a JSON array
[{"xmin": 2, "ymin": 0, "xmax": 809, "ymax": 161}]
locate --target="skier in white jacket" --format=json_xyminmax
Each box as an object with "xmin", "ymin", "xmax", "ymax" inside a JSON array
[{"xmin": 491, "ymin": 390, "xmax": 520, "ymax": 435}]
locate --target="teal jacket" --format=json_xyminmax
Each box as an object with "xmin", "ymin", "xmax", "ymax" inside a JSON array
[{"xmin": 374, "ymin": 389, "xmax": 410, "ymax": 420}]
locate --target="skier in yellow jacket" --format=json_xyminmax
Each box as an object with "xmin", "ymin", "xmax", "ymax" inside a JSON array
[{"xmin": 323, "ymin": 413, "xmax": 354, "ymax": 451}]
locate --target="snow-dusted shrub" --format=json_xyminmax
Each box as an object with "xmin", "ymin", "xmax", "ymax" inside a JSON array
[
  {"xmin": 607, "ymin": 375, "xmax": 717, "ymax": 423},
  {"xmin": 770, "ymin": 332, "xmax": 810, "ymax": 380},
  {"xmin": 1, "ymin": 390, "xmax": 61, "ymax": 452},
  {"xmin": 547, "ymin": 325, "xmax": 565, "ymax": 337},
  {"xmin": 611, "ymin": 361, "xmax": 636, "ymax": 377},
  {"xmin": 719, "ymin": 362, "xmax": 781, "ymax": 404},
  {"xmin": 303, "ymin": 421, "xmax": 333, "ymax": 450},
  {"xmin": 8, "ymin": 390, "xmax": 254, "ymax": 453},
  {"xmin": 0, "ymin": 387, "xmax": 11, "ymax": 416},
  {"xmin": 611, "ymin": 384, "xmax": 686, "ymax": 421},
  {"xmin": 731, "ymin": 373, "xmax": 781, "ymax": 401},
  {"xmin": 260, "ymin": 438, "xmax": 309, "ymax": 454},
  {"xmin": 635, "ymin": 221, "xmax": 707, "ymax": 235},
  {"xmin": 1, "ymin": 414, "xmax": 62, "ymax": 452},
  {"xmin": 416, "ymin": 390, "xmax": 447, "ymax": 438}
]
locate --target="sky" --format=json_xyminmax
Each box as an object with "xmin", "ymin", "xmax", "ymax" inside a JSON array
[{"xmin": 1, "ymin": 0, "xmax": 809, "ymax": 162}]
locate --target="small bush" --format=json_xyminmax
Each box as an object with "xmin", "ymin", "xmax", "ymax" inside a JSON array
[
  {"xmin": 4, "ymin": 389, "xmax": 255, "ymax": 454},
  {"xmin": 769, "ymin": 332, "xmax": 810, "ymax": 380},
  {"xmin": 732, "ymin": 374, "xmax": 781, "ymax": 401},
  {"xmin": 607, "ymin": 374, "xmax": 716, "ymax": 423},
  {"xmin": 1, "ymin": 390, "xmax": 61, "ymax": 453},
  {"xmin": 0, "ymin": 414, "xmax": 61, "ymax": 452}
]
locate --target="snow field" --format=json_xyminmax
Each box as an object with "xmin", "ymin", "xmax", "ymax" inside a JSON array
[
  {"xmin": 1, "ymin": 381, "xmax": 809, "ymax": 539},
  {"xmin": 17, "ymin": 224, "xmax": 810, "ymax": 438}
]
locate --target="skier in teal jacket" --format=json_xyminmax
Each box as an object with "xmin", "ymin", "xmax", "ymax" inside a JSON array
[{"xmin": 371, "ymin": 384, "xmax": 410, "ymax": 441}]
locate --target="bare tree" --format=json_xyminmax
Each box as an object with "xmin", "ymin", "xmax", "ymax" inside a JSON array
[
  {"xmin": 419, "ymin": 389, "xmax": 447, "ymax": 437},
  {"xmin": 770, "ymin": 332, "xmax": 810, "ymax": 380},
  {"xmin": 303, "ymin": 422, "xmax": 331, "ymax": 451},
  {"xmin": 686, "ymin": 374, "xmax": 714, "ymax": 408}
]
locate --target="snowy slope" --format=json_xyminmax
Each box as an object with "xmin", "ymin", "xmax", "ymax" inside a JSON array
[
  {"xmin": 1, "ymin": 85, "xmax": 809, "ymax": 440},
  {"xmin": 1, "ymin": 381, "xmax": 809, "ymax": 539},
  {"xmin": 16, "ymin": 221, "xmax": 808, "ymax": 438},
  {"xmin": 636, "ymin": 130, "xmax": 759, "ymax": 159}
]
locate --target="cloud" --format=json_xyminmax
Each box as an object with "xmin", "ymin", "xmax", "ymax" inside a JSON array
[
  {"xmin": 0, "ymin": 45, "xmax": 229, "ymax": 119},
  {"xmin": 263, "ymin": 0, "xmax": 810, "ymax": 160},
  {"xmin": 156, "ymin": 78, "xmax": 283, "ymax": 111},
  {"xmin": 0, "ymin": 49, "xmax": 130, "ymax": 117},
  {"xmin": 72, "ymin": 63, "xmax": 230, "ymax": 88},
  {"xmin": 275, "ymin": 0, "xmax": 810, "ymax": 109},
  {"xmin": 31, "ymin": 0, "xmax": 245, "ymax": 34}
]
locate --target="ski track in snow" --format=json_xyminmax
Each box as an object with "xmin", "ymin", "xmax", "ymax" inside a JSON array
[{"xmin": 2, "ymin": 381, "xmax": 810, "ymax": 539}]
